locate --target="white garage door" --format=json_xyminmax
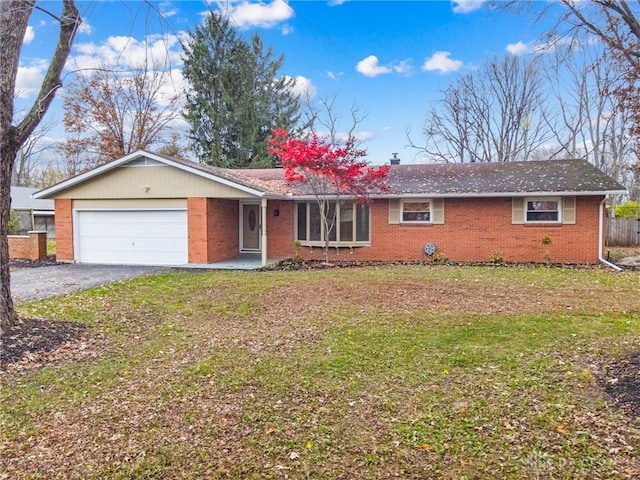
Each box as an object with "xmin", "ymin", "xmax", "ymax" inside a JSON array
[{"xmin": 76, "ymin": 210, "xmax": 188, "ymax": 265}]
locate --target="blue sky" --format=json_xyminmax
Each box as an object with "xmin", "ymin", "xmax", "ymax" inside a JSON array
[{"xmin": 16, "ymin": 1, "xmax": 555, "ymax": 165}]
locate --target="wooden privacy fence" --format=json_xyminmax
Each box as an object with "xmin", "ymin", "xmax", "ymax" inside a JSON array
[{"xmin": 607, "ymin": 217, "xmax": 640, "ymax": 246}]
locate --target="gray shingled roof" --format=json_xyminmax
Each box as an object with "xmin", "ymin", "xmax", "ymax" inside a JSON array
[
  {"xmin": 10, "ymin": 186, "xmax": 54, "ymax": 210},
  {"xmin": 34, "ymin": 151, "xmax": 628, "ymax": 200},
  {"xmin": 381, "ymin": 159, "xmax": 626, "ymax": 197},
  {"xmin": 215, "ymin": 159, "xmax": 626, "ymax": 197}
]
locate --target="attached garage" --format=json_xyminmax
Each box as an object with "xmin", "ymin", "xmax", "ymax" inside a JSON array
[{"xmin": 75, "ymin": 209, "xmax": 188, "ymax": 265}]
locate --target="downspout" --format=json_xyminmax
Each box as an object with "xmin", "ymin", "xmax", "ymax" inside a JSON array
[
  {"xmin": 261, "ymin": 198, "xmax": 268, "ymax": 267},
  {"xmin": 599, "ymin": 197, "xmax": 623, "ymax": 271}
]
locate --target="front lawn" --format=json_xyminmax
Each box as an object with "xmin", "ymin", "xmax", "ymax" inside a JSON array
[{"xmin": 2, "ymin": 265, "xmax": 640, "ymax": 479}]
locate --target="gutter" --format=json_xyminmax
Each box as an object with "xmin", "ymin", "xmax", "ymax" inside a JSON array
[{"xmin": 599, "ymin": 197, "xmax": 624, "ymax": 271}]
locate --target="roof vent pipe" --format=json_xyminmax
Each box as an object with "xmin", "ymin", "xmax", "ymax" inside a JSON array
[{"xmin": 390, "ymin": 153, "xmax": 401, "ymax": 165}]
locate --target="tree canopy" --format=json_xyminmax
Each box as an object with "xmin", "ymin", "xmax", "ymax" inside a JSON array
[
  {"xmin": 182, "ymin": 12, "xmax": 302, "ymax": 168},
  {"xmin": 411, "ymin": 54, "xmax": 549, "ymax": 163},
  {"xmin": 60, "ymin": 63, "xmax": 183, "ymax": 170}
]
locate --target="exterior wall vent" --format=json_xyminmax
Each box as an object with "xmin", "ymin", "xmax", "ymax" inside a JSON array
[{"xmin": 423, "ymin": 242, "xmax": 436, "ymax": 256}]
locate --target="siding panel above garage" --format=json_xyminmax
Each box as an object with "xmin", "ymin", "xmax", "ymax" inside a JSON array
[
  {"xmin": 55, "ymin": 164, "xmax": 256, "ymax": 200},
  {"xmin": 73, "ymin": 198, "xmax": 187, "ymax": 209}
]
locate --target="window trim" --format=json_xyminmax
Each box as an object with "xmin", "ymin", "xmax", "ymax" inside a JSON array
[
  {"xmin": 400, "ymin": 199, "xmax": 433, "ymax": 224},
  {"xmin": 295, "ymin": 201, "xmax": 371, "ymax": 247},
  {"xmin": 525, "ymin": 197, "xmax": 562, "ymax": 224}
]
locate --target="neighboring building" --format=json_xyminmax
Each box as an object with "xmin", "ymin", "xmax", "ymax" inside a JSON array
[
  {"xmin": 10, "ymin": 186, "xmax": 55, "ymax": 238},
  {"xmin": 34, "ymin": 150, "xmax": 626, "ymax": 266}
]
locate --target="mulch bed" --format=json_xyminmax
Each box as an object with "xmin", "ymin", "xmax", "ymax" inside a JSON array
[
  {"xmin": 9, "ymin": 255, "xmax": 60, "ymax": 270},
  {"xmin": 0, "ymin": 318, "xmax": 108, "ymax": 374},
  {"xmin": 266, "ymin": 258, "xmax": 616, "ymax": 271}
]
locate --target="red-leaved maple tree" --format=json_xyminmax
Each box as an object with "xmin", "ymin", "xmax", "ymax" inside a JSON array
[{"xmin": 268, "ymin": 129, "xmax": 390, "ymax": 262}]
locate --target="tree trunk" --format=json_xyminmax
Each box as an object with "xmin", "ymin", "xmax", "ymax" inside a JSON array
[
  {"xmin": 0, "ymin": 134, "xmax": 18, "ymax": 331},
  {"xmin": 0, "ymin": 0, "xmax": 80, "ymax": 333}
]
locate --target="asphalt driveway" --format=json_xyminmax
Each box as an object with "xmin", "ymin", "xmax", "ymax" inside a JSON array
[{"xmin": 11, "ymin": 264, "xmax": 167, "ymax": 302}]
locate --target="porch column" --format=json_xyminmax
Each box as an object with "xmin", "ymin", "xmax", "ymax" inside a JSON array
[{"xmin": 261, "ymin": 197, "xmax": 268, "ymax": 266}]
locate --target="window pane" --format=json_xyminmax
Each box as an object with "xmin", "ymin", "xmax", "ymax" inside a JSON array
[
  {"xmin": 527, "ymin": 200, "xmax": 559, "ymax": 221},
  {"xmin": 310, "ymin": 203, "xmax": 321, "ymax": 241},
  {"xmin": 528, "ymin": 201, "xmax": 558, "ymax": 211},
  {"xmin": 297, "ymin": 203, "xmax": 307, "ymax": 241},
  {"xmin": 326, "ymin": 202, "xmax": 337, "ymax": 241},
  {"xmin": 340, "ymin": 203, "xmax": 353, "ymax": 241},
  {"xmin": 402, "ymin": 201, "xmax": 430, "ymax": 222},
  {"xmin": 356, "ymin": 204, "xmax": 369, "ymax": 241}
]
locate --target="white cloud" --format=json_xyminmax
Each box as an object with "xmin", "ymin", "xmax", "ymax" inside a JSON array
[
  {"xmin": 327, "ymin": 71, "xmax": 344, "ymax": 80},
  {"xmin": 78, "ymin": 20, "xmax": 93, "ymax": 35},
  {"xmin": 452, "ymin": 0, "xmax": 486, "ymax": 14},
  {"xmin": 71, "ymin": 33, "xmax": 185, "ymax": 70},
  {"xmin": 23, "ymin": 26, "xmax": 35, "ymax": 44},
  {"xmin": 15, "ymin": 61, "xmax": 47, "ymax": 98},
  {"xmin": 357, "ymin": 55, "xmax": 392, "ymax": 77},
  {"xmin": 216, "ymin": 0, "xmax": 294, "ymax": 29},
  {"xmin": 156, "ymin": 68, "xmax": 188, "ymax": 108},
  {"xmin": 328, "ymin": 0, "xmax": 349, "ymax": 6},
  {"xmin": 159, "ymin": 2, "xmax": 179, "ymax": 18},
  {"xmin": 422, "ymin": 51, "xmax": 463, "ymax": 73},
  {"xmin": 393, "ymin": 59, "xmax": 413, "ymax": 76},
  {"xmin": 287, "ymin": 75, "xmax": 317, "ymax": 99},
  {"xmin": 506, "ymin": 41, "xmax": 535, "ymax": 55},
  {"xmin": 332, "ymin": 130, "xmax": 374, "ymax": 143}
]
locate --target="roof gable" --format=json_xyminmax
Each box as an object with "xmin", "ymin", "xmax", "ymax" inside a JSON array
[{"xmin": 34, "ymin": 150, "xmax": 272, "ymax": 199}]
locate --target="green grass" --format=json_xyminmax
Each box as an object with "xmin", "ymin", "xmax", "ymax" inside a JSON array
[
  {"xmin": 2, "ymin": 265, "xmax": 640, "ymax": 479},
  {"xmin": 46, "ymin": 239, "xmax": 56, "ymax": 256}
]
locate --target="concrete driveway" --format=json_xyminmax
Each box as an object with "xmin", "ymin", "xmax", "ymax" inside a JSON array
[{"xmin": 11, "ymin": 264, "xmax": 167, "ymax": 302}]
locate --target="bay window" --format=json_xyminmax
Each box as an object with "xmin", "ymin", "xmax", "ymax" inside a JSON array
[{"xmin": 296, "ymin": 201, "xmax": 370, "ymax": 245}]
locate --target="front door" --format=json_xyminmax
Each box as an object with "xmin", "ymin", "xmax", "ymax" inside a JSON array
[{"xmin": 241, "ymin": 203, "xmax": 260, "ymax": 251}]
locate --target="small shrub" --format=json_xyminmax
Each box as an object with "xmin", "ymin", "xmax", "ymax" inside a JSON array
[
  {"xmin": 487, "ymin": 250, "xmax": 504, "ymax": 264},
  {"xmin": 291, "ymin": 241, "xmax": 303, "ymax": 265},
  {"xmin": 8, "ymin": 209, "xmax": 19, "ymax": 235},
  {"xmin": 430, "ymin": 251, "xmax": 447, "ymax": 264}
]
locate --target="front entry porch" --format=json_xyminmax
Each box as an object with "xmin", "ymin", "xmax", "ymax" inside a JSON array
[{"xmin": 178, "ymin": 253, "xmax": 282, "ymax": 270}]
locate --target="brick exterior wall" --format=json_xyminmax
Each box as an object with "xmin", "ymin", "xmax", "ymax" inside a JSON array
[
  {"xmin": 8, "ymin": 231, "xmax": 47, "ymax": 260},
  {"xmin": 266, "ymin": 200, "xmax": 295, "ymax": 259},
  {"xmin": 54, "ymin": 195, "xmax": 604, "ymax": 265},
  {"xmin": 188, "ymin": 198, "xmax": 239, "ymax": 263},
  {"xmin": 54, "ymin": 199, "xmax": 74, "ymax": 262},
  {"xmin": 266, "ymin": 196, "xmax": 604, "ymax": 264}
]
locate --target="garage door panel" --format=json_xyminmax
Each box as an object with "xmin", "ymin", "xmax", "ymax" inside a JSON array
[{"xmin": 76, "ymin": 210, "xmax": 188, "ymax": 265}]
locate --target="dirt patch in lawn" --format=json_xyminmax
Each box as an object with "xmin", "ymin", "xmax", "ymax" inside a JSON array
[{"xmin": 600, "ymin": 352, "xmax": 640, "ymax": 418}]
